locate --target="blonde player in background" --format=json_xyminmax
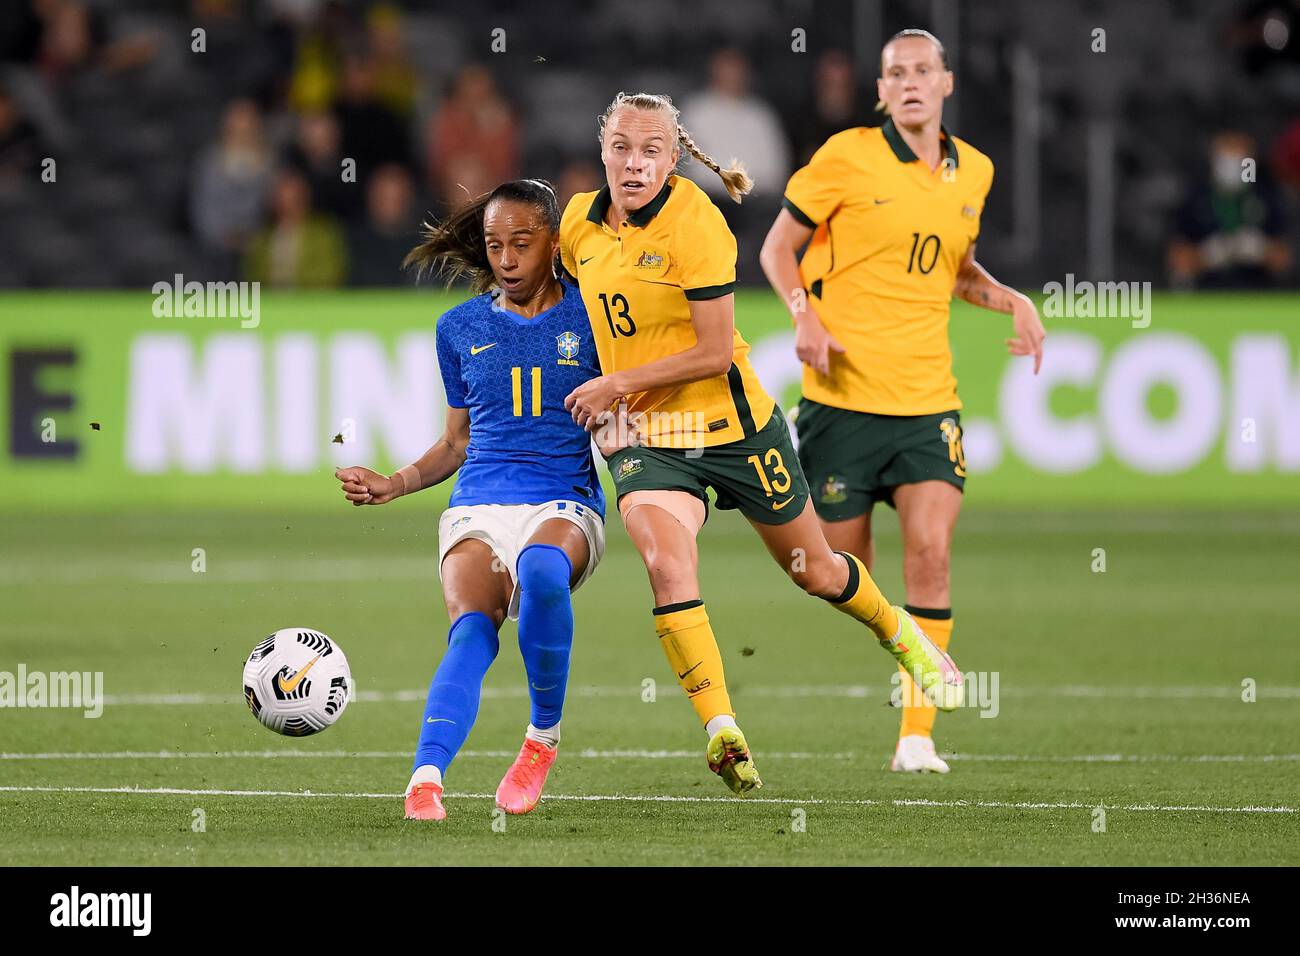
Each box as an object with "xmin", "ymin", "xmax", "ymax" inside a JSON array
[{"xmin": 761, "ymin": 30, "xmax": 1045, "ymax": 773}]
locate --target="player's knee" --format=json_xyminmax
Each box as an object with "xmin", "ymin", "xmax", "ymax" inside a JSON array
[
  {"xmin": 517, "ymin": 544, "xmax": 573, "ymax": 607},
  {"xmin": 790, "ymin": 550, "xmax": 844, "ymax": 599},
  {"xmin": 445, "ymin": 611, "xmax": 501, "ymax": 658},
  {"xmin": 904, "ymin": 539, "xmax": 950, "ymax": 589},
  {"xmin": 643, "ymin": 553, "xmax": 697, "ymax": 603},
  {"xmin": 444, "ymin": 601, "xmax": 506, "ymax": 633}
]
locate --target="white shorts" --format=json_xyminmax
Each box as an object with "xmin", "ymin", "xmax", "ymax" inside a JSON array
[{"xmin": 437, "ymin": 500, "xmax": 605, "ymax": 621}]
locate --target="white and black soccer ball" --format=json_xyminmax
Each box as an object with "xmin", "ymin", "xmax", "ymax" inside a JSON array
[{"xmin": 242, "ymin": 628, "xmax": 352, "ymax": 737}]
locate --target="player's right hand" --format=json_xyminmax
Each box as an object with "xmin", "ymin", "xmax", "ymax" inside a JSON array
[
  {"xmin": 335, "ymin": 466, "xmax": 399, "ymax": 506},
  {"xmin": 793, "ymin": 309, "xmax": 846, "ymax": 377}
]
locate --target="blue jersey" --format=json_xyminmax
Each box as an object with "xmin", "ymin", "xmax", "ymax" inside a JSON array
[{"xmin": 435, "ymin": 281, "xmax": 606, "ymax": 518}]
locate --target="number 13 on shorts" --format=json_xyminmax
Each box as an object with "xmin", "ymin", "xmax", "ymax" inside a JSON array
[{"xmin": 746, "ymin": 448, "xmax": 792, "ymax": 497}]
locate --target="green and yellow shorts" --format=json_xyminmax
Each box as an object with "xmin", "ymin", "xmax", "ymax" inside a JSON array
[
  {"xmin": 794, "ymin": 398, "xmax": 967, "ymax": 521},
  {"xmin": 606, "ymin": 405, "xmax": 811, "ymax": 526}
]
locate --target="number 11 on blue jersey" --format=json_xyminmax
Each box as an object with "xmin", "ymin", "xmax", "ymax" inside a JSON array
[{"xmin": 511, "ymin": 366, "xmax": 542, "ymax": 417}]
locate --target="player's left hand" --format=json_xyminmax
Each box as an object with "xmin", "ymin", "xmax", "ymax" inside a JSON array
[
  {"xmin": 565, "ymin": 374, "xmax": 623, "ymax": 430},
  {"xmin": 1007, "ymin": 299, "xmax": 1046, "ymax": 374}
]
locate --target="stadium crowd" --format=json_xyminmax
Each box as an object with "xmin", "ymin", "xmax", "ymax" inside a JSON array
[{"xmin": 1, "ymin": 0, "xmax": 1297, "ymax": 289}]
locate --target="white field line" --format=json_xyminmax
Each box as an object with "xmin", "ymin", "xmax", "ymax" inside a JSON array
[
  {"xmin": 88, "ymin": 684, "xmax": 1300, "ymax": 707},
  {"xmin": 2, "ymin": 750, "xmax": 1298, "ymax": 764},
  {"xmin": 0, "ymin": 784, "xmax": 1290, "ymax": 814}
]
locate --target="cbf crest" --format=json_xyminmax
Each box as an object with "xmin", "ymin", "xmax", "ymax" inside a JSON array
[{"xmin": 557, "ymin": 330, "xmax": 580, "ymax": 366}]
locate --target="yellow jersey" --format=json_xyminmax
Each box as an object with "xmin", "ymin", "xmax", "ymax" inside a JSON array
[
  {"xmin": 782, "ymin": 119, "xmax": 995, "ymax": 415},
  {"xmin": 560, "ymin": 174, "xmax": 775, "ymax": 449}
]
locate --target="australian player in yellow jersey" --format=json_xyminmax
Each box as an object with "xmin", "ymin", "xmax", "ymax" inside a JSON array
[
  {"xmin": 761, "ymin": 29, "xmax": 1046, "ymax": 773},
  {"xmin": 561, "ymin": 91, "xmax": 964, "ymax": 797}
]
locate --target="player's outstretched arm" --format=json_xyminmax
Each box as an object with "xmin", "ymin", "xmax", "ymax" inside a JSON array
[
  {"xmin": 953, "ymin": 245, "xmax": 1046, "ymax": 374},
  {"xmin": 759, "ymin": 208, "xmax": 846, "ymax": 376},
  {"xmin": 334, "ymin": 405, "xmax": 470, "ymax": 506}
]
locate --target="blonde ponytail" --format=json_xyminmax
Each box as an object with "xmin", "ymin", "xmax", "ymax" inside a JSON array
[{"xmin": 677, "ymin": 124, "xmax": 753, "ymax": 203}]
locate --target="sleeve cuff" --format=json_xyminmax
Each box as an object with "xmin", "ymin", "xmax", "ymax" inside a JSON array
[
  {"xmin": 782, "ymin": 197, "xmax": 817, "ymax": 228},
  {"xmin": 684, "ymin": 282, "xmax": 735, "ymax": 301}
]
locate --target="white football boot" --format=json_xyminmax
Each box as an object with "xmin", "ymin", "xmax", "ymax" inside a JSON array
[{"xmin": 890, "ymin": 734, "xmax": 951, "ymax": 773}]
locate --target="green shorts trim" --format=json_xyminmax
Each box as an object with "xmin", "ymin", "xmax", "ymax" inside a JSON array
[
  {"xmin": 606, "ymin": 405, "xmax": 811, "ymax": 525},
  {"xmin": 794, "ymin": 399, "xmax": 967, "ymax": 521}
]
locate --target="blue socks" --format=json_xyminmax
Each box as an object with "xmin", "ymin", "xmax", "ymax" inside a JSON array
[
  {"xmin": 516, "ymin": 543, "xmax": 574, "ymax": 731},
  {"xmin": 412, "ymin": 611, "xmax": 499, "ymax": 775},
  {"xmin": 410, "ymin": 543, "xmax": 576, "ymax": 779}
]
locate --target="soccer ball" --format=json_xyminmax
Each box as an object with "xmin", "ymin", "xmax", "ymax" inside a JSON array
[{"xmin": 242, "ymin": 628, "xmax": 352, "ymax": 737}]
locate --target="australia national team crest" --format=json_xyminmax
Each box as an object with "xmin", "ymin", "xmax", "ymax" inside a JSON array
[{"xmin": 819, "ymin": 475, "xmax": 847, "ymax": 504}]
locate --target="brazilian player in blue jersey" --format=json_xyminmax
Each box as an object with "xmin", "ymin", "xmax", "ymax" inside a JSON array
[{"xmin": 334, "ymin": 180, "xmax": 606, "ymax": 822}]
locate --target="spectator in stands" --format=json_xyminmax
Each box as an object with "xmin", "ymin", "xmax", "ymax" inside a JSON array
[
  {"xmin": 366, "ymin": 3, "xmax": 418, "ymax": 119},
  {"xmin": 680, "ymin": 47, "xmax": 790, "ymax": 198},
  {"xmin": 244, "ymin": 167, "xmax": 347, "ymax": 288},
  {"xmin": 335, "ymin": 53, "xmax": 411, "ymax": 176},
  {"xmin": 426, "ymin": 64, "xmax": 519, "ymax": 209},
  {"xmin": 286, "ymin": 0, "xmax": 354, "ymax": 112},
  {"xmin": 34, "ymin": 0, "xmax": 157, "ymax": 86},
  {"xmin": 555, "ymin": 158, "xmax": 603, "ymax": 211},
  {"xmin": 286, "ymin": 109, "xmax": 360, "ymax": 221},
  {"xmin": 347, "ymin": 163, "xmax": 418, "ymax": 286},
  {"xmin": 190, "ymin": 98, "xmax": 274, "ymax": 257},
  {"xmin": 789, "ymin": 49, "xmax": 874, "ymax": 164},
  {"xmin": 1168, "ymin": 129, "xmax": 1291, "ymax": 288}
]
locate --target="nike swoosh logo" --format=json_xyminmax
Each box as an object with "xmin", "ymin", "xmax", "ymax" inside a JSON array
[
  {"xmin": 426, "ymin": 717, "xmax": 455, "ymax": 724},
  {"xmin": 531, "ymin": 683, "xmax": 557, "ymax": 692},
  {"xmin": 470, "ymin": 343, "xmax": 497, "ymax": 355},
  {"xmin": 772, "ymin": 495, "xmax": 796, "ymax": 510},
  {"xmin": 276, "ymin": 654, "xmax": 321, "ymax": 695},
  {"xmin": 873, "ymin": 198, "xmax": 893, "ymax": 205},
  {"xmin": 677, "ymin": 661, "xmax": 703, "ymax": 680},
  {"xmin": 579, "ymin": 256, "xmax": 594, "ymax": 265}
]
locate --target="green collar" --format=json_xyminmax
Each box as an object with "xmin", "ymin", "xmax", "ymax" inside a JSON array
[
  {"xmin": 585, "ymin": 179, "xmax": 673, "ymax": 228},
  {"xmin": 881, "ymin": 118, "xmax": 959, "ymax": 168}
]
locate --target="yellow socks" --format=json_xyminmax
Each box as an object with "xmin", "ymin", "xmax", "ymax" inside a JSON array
[
  {"xmin": 827, "ymin": 550, "xmax": 900, "ymax": 641},
  {"xmin": 898, "ymin": 608, "xmax": 954, "ymax": 737},
  {"xmin": 653, "ymin": 600, "xmax": 734, "ymax": 726}
]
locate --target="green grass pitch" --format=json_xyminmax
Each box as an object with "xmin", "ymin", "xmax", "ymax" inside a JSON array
[{"xmin": 0, "ymin": 507, "xmax": 1297, "ymax": 866}]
